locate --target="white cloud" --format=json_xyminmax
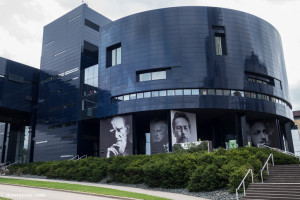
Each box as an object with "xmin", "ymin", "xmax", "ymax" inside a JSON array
[{"xmin": 0, "ymin": 26, "xmax": 41, "ymax": 68}]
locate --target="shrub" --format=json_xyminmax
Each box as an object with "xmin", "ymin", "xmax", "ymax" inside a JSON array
[
  {"xmin": 5, "ymin": 147, "xmax": 300, "ymax": 193},
  {"xmin": 228, "ymin": 165, "xmax": 251, "ymax": 193},
  {"xmin": 187, "ymin": 164, "xmax": 220, "ymax": 192},
  {"xmin": 124, "ymin": 155, "xmax": 149, "ymax": 184}
]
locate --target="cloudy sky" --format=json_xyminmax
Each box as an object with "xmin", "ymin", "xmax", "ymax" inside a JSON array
[{"xmin": 0, "ymin": 0, "xmax": 300, "ymax": 110}]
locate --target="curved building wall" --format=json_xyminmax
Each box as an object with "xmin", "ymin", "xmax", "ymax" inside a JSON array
[{"xmin": 98, "ymin": 7, "xmax": 292, "ymax": 121}]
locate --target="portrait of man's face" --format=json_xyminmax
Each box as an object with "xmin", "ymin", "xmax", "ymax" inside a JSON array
[
  {"xmin": 150, "ymin": 121, "xmax": 167, "ymax": 143},
  {"xmin": 110, "ymin": 116, "xmax": 129, "ymax": 153},
  {"xmin": 173, "ymin": 116, "xmax": 191, "ymax": 143},
  {"xmin": 250, "ymin": 121, "xmax": 270, "ymax": 147}
]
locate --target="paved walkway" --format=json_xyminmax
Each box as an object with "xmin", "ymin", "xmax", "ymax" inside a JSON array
[{"xmin": 0, "ymin": 176, "xmax": 208, "ymax": 200}]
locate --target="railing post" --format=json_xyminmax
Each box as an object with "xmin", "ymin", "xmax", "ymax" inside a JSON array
[
  {"xmin": 261, "ymin": 170, "xmax": 264, "ymax": 183},
  {"xmin": 236, "ymin": 189, "xmax": 238, "ymax": 200},
  {"xmin": 251, "ymin": 169, "xmax": 254, "ymax": 183},
  {"xmin": 243, "ymin": 181, "xmax": 245, "ymax": 196}
]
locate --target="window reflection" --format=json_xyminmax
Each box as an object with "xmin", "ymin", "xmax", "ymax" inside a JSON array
[{"xmin": 111, "ymin": 88, "xmax": 290, "ymax": 109}]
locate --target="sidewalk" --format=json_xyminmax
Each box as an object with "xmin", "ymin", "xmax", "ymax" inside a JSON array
[{"xmin": 0, "ymin": 176, "xmax": 209, "ymax": 200}]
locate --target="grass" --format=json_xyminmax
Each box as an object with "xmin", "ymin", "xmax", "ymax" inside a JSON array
[
  {"xmin": 0, "ymin": 177, "xmax": 170, "ymax": 200},
  {"xmin": 0, "ymin": 198, "xmax": 12, "ymax": 200}
]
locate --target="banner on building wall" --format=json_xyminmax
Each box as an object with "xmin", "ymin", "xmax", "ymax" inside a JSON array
[
  {"xmin": 170, "ymin": 110, "xmax": 197, "ymax": 146},
  {"xmin": 246, "ymin": 119, "xmax": 280, "ymax": 148},
  {"xmin": 150, "ymin": 118, "xmax": 169, "ymax": 154},
  {"xmin": 100, "ymin": 115, "xmax": 132, "ymax": 158}
]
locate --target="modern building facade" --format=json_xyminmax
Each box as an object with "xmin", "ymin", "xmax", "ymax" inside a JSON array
[
  {"xmin": 292, "ymin": 111, "xmax": 300, "ymax": 156},
  {"xmin": 0, "ymin": 57, "xmax": 39, "ymax": 163},
  {"xmin": 0, "ymin": 4, "xmax": 295, "ymax": 163}
]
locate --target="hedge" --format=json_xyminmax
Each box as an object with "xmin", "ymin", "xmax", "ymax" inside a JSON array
[{"xmin": 7, "ymin": 147, "xmax": 300, "ymax": 193}]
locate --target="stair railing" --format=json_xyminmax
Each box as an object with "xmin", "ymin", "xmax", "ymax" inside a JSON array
[
  {"xmin": 74, "ymin": 155, "xmax": 87, "ymax": 162},
  {"xmin": 260, "ymin": 153, "xmax": 274, "ymax": 183},
  {"xmin": 235, "ymin": 169, "xmax": 254, "ymax": 200},
  {"xmin": 258, "ymin": 144, "xmax": 300, "ymax": 161},
  {"xmin": 68, "ymin": 155, "xmax": 79, "ymax": 161}
]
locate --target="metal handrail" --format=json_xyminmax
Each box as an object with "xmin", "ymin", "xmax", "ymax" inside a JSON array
[
  {"xmin": 258, "ymin": 144, "xmax": 300, "ymax": 161},
  {"xmin": 235, "ymin": 169, "xmax": 254, "ymax": 200},
  {"xmin": 6, "ymin": 160, "xmax": 21, "ymax": 168},
  {"xmin": 75, "ymin": 155, "xmax": 87, "ymax": 161},
  {"xmin": 260, "ymin": 153, "xmax": 274, "ymax": 183},
  {"xmin": 0, "ymin": 162, "xmax": 10, "ymax": 167},
  {"xmin": 68, "ymin": 155, "xmax": 79, "ymax": 161}
]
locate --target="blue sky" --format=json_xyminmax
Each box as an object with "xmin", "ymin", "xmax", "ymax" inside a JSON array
[{"xmin": 0, "ymin": 0, "xmax": 299, "ymax": 110}]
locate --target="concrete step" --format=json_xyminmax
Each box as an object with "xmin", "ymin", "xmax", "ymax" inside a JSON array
[
  {"xmin": 242, "ymin": 165, "xmax": 300, "ymax": 200},
  {"xmin": 246, "ymin": 189, "xmax": 300, "ymax": 194},
  {"xmin": 243, "ymin": 197, "xmax": 300, "ymax": 200},
  {"xmin": 245, "ymin": 193, "xmax": 300, "ymax": 198}
]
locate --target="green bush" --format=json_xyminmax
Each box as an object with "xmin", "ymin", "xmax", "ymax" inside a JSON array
[
  {"xmin": 187, "ymin": 164, "xmax": 220, "ymax": 192},
  {"xmin": 228, "ymin": 165, "xmax": 251, "ymax": 193},
  {"xmin": 6, "ymin": 147, "xmax": 300, "ymax": 193}
]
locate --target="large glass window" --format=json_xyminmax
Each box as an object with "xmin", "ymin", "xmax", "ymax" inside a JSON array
[
  {"xmin": 84, "ymin": 65, "xmax": 98, "ymax": 87},
  {"xmin": 212, "ymin": 26, "xmax": 227, "ymax": 56},
  {"xmin": 106, "ymin": 43, "xmax": 121, "ymax": 67},
  {"xmin": 138, "ymin": 70, "xmax": 167, "ymax": 82}
]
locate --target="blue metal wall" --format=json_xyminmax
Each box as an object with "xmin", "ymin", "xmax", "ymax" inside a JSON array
[
  {"xmin": 34, "ymin": 4, "xmax": 111, "ymax": 162},
  {"xmin": 0, "ymin": 57, "xmax": 39, "ymax": 114},
  {"xmin": 98, "ymin": 7, "xmax": 292, "ymax": 121}
]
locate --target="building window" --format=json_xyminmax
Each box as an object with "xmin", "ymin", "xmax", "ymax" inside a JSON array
[
  {"xmin": 215, "ymin": 33, "xmax": 226, "ymax": 55},
  {"xmin": 84, "ymin": 65, "xmax": 98, "ymax": 87},
  {"xmin": 138, "ymin": 70, "xmax": 167, "ymax": 82},
  {"xmin": 106, "ymin": 43, "xmax": 121, "ymax": 67},
  {"xmin": 84, "ymin": 19, "xmax": 99, "ymax": 31},
  {"xmin": 110, "ymin": 88, "xmax": 291, "ymax": 109},
  {"xmin": 212, "ymin": 26, "xmax": 227, "ymax": 56}
]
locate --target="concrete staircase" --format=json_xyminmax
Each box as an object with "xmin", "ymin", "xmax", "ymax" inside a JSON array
[{"xmin": 242, "ymin": 164, "xmax": 300, "ymax": 200}]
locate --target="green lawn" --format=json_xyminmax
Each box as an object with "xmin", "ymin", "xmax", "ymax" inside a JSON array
[
  {"xmin": 0, "ymin": 197, "xmax": 12, "ymax": 200},
  {"xmin": 0, "ymin": 178, "xmax": 170, "ymax": 200}
]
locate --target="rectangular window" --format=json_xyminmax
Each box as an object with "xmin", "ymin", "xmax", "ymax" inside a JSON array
[
  {"xmin": 124, "ymin": 95, "xmax": 129, "ymax": 101},
  {"xmin": 138, "ymin": 70, "xmax": 167, "ymax": 82},
  {"xmin": 200, "ymin": 89, "xmax": 207, "ymax": 95},
  {"xmin": 245, "ymin": 92, "xmax": 251, "ymax": 98},
  {"xmin": 216, "ymin": 89, "xmax": 223, "ymax": 95},
  {"xmin": 152, "ymin": 71, "xmax": 166, "ymax": 80},
  {"xmin": 152, "ymin": 91, "xmax": 159, "ymax": 97},
  {"xmin": 84, "ymin": 19, "xmax": 99, "ymax": 31},
  {"xmin": 130, "ymin": 94, "xmax": 136, "ymax": 100},
  {"xmin": 223, "ymin": 90, "xmax": 230, "ymax": 96},
  {"xmin": 117, "ymin": 96, "xmax": 123, "ymax": 101},
  {"xmin": 84, "ymin": 65, "xmax": 98, "ymax": 87},
  {"xmin": 144, "ymin": 92, "xmax": 151, "ymax": 98},
  {"xmin": 191, "ymin": 89, "xmax": 199, "ymax": 95},
  {"xmin": 83, "ymin": 41, "xmax": 98, "ymax": 62},
  {"xmin": 159, "ymin": 90, "xmax": 167, "ymax": 96},
  {"xmin": 175, "ymin": 89, "xmax": 183, "ymax": 95},
  {"xmin": 137, "ymin": 93, "xmax": 143, "ymax": 99},
  {"xmin": 250, "ymin": 93, "xmax": 256, "ymax": 98},
  {"xmin": 106, "ymin": 43, "xmax": 121, "ymax": 67},
  {"xmin": 167, "ymin": 90, "xmax": 175, "ymax": 96},
  {"xmin": 212, "ymin": 26, "xmax": 227, "ymax": 56},
  {"xmin": 208, "ymin": 89, "xmax": 216, "ymax": 95},
  {"xmin": 215, "ymin": 33, "xmax": 226, "ymax": 55},
  {"xmin": 183, "ymin": 89, "xmax": 191, "ymax": 95},
  {"xmin": 139, "ymin": 73, "xmax": 151, "ymax": 82}
]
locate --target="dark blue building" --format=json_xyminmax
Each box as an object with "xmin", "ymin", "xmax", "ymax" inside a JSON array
[
  {"xmin": 0, "ymin": 57, "xmax": 39, "ymax": 163},
  {"xmin": 0, "ymin": 4, "xmax": 295, "ymax": 162}
]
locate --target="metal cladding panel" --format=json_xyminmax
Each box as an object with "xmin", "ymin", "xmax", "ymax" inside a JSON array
[
  {"xmin": 98, "ymin": 6, "xmax": 292, "ymax": 121},
  {"xmin": 34, "ymin": 4, "xmax": 112, "ymax": 162},
  {"xmin": 0, "ymin": 57, "xmax": 39, "ymax": 113}
]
